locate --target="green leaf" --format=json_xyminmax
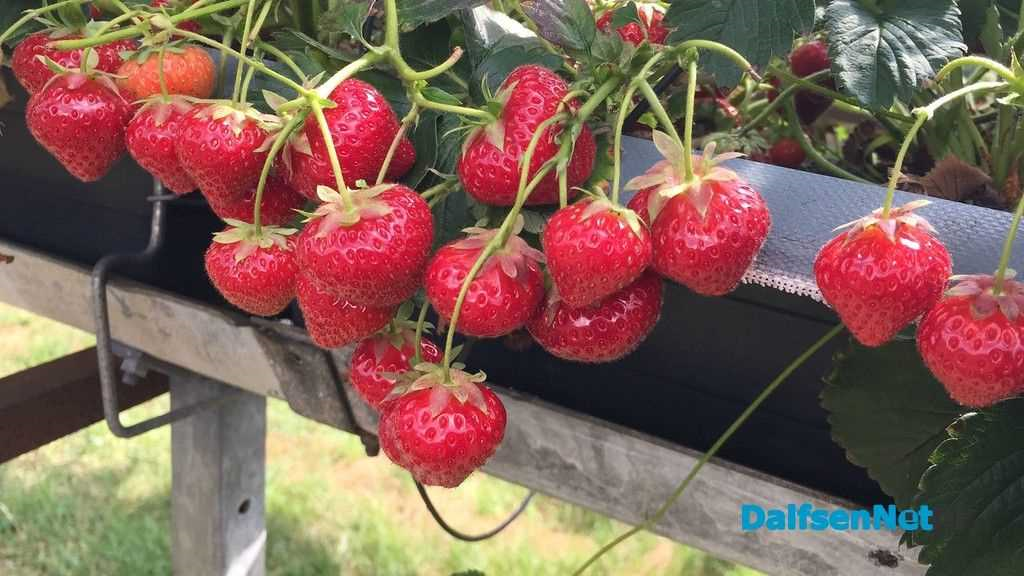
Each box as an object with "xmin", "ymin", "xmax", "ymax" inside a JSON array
[
  {"xmin": 520, "ymin": 0, "xmax": 597, "ymax": 54},
  {"xmin": 824, "ymin": 0, "xmax": 967, "ymax": 108},
  {"xmin": 821, "ymin": 338, "xmax": 962, "ymax": 509},
  {"xmin": 397, "ymin": 0, "xmax": 488, "ymax": 29},
  {"xmin": 906, "ymin": 398, "xmax": 1024, "ymax": 575},
  {"xmin": 404, "ymin": 111, "xmax": 462, "ymax": 189},
  {"xmin": 469, "ymin": 42, "xmax": 563, "ymax": 102},
  {"xmin": 278, "ymin": 29, "xmax": 354, "ymax": 62},
  {"xmin": 665, "ymin": 0, "xmax": 815, "ymax": 87},
  {"xmin": 318, "ymin": 0, "xmax": 370, "ymax": 44},
  {"xmin": 610, "ymin": 2, "xmax": 642, "ymax": 29}
]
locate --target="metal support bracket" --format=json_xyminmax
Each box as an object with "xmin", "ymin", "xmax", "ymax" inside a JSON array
[{"xmin": 91, "ymin": 181, "xmax": 223, "ymax": 438}]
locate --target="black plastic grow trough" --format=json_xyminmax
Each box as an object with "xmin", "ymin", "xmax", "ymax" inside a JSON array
[{"xmin": 3, "ymin": 67, "xmax": 1020, "ymax": 510}]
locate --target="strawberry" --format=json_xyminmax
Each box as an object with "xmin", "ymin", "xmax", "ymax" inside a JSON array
[
  {"xmin": 542, "ymin": 197, "xmax": 652, "ymax": 307},
  {"xmin": 767, "ymin": 137, "xmax": 805, "ymax": 168},
  {"xmin": 626, "ymin": 135, "xmax": 771, "ymax": 296},
  {"xmin": 26, "ymin": 72, "xmax": 132, "ymax": 182},
  {"xmin": 350, "ymin": 330, "xmax": 442, "ymax": 409},
  {"xmin": 528, "ymin": 272, "xmax": 663, "ymax": 362},
  {"xmin": 425, "ymin": 223, "xmax": 546, "ymax": 337},
  {"xmin": 204, "ymin": 221, "xmax": 298, "ymax": 316},
  {"xmin": 150, "ymin": 0, "xmax": 201, "ymax": 34},
  {"xmin": 207, "ymin": 175, "xmax": 305, "ymax": 226},
  {"xmin": 918, "ymin": 274, "xmax": 1024, "ymax": 407},
  {"xmin": 296, "ymin": 183, "xmax": 433, "ymax": 306},
  {"xmin": 176, "ymin": 103, "xmax": 278, "ymax": 205},
  {"xmin": 378, "ymin": 365, "xmax": 506, "ymax": 487},
  {"xmin": 789, "ymin": 40, "xmax": 834, "ymax": 125},
  {"xmin": 117, "ymin": 44, "xmax": 215, "ymax": 100},
  {"xmin": 283, "ymin": 79, "xmax": 415, "ymax": 200},
  {"xmin": 11, "ymin": 31, "xmax": 136, "ymax": 94},
  {"xmin": 596, "ymin": 4, "xmax": 669, "ymax": 46},
  {"xmin": 295, "ymin": 274, "xmax": 396, "ymax": 349},
  {"xmin": 126, "ymin": 97, "xmax": 197, "ymax": 195},
  {"xmin": 814, "ymin": 200, "xmax": 952, "ymax": 347},
  {"xmin": 458, "ymin": 65, "xmax": 596, "ymax": 206},
  {"xmin": 625, "ymin": 187, "xmax": 654, "ymax": 227}
]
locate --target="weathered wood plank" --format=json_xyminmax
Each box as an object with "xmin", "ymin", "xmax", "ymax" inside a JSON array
[
  {"xmin": 0, "ymin": 347, "xmax": 168, "ymax": 463},
  {"xmin": 0, "ymin": 240, "xmax": 925, "ymax": 576}
]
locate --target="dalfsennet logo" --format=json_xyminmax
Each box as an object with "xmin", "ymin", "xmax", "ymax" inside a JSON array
[{"xmin": 740, "ymin": 503, "xmax": 933, "ymax": 532}]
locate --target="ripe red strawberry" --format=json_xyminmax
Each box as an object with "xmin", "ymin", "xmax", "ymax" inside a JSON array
[
  {"xmin": 151, "ymin": 0, "xmax": 202, "ymax": 34},
  {"xmin": 543, "ymin": 198, "xmax": 652, "ymax": 307},
  {"xmin": 596, "ymin": 5, "xmax": 669, "ymax": 46},
  {"xmin": 11, "ymin": 31, "xmax": 136, "ymax": 94},
  {"xmin": 205, "ymin": 222, "xmax": 298, "ymax": 316},
  {"xmin": 378, "ymin": 365, "xmax": 506, "ymax": 487},
  {"xmin": 627, "ymin": 136, "xmax": 771, "ymax": 296},
  {"xmin": 789, "ymin": 40, "xmax": 834, "ymax": 125},
  {"xmin": 176, "ymin": 103, "xmax": 277, "ymax": 205},
  {"xmin": 350, "ymin": 331, "xmax": 442, "ymax": 409},
  {"xmin": 814, "ymin": 201, "xmax": 952, "ymax": 347},
  {"xmin": 26, "ymin": 72, "xmax": 132, "ymax": 182},
  {"xmin": 626, "ymin": 187, "xmax": 655, "ymax": 227},
  {"xmin": 296, "ymin": 183, "xmax": 433, "ymax": 306},
  {"xmin": 918, "ymin": 274, "xmax": 1024, "ymax": 407},
  {"xmin": 207, "ymin": 175, "xmax": 304, "ymax": 226},
  {"xmin": 767, "ymin": 137, "xmax": 805, "ymax": 168},
  {"xmin": 126, "ymin": 97, "xmax": 197, "ymax": 195},
  {"xmin": 283, "ymin": 79, "xmax": 415, "ymax": 199},
  {"xmin": 117, "ymin": 44, "xmax": 216, "ymax": 100},
  {"xmin": 458, "ymin": 65, "xmax": 596, "ymax": 206},
  {"xmin": 425, "ymin": 224, "xmax": 546, "ymax": 337},
  {"xmin": 528, "ymin": 272, "xmax": 663, "ymax": 362},
  {"xmin": 296, "ymin": 274, "xmax": 396, "ymax": 349}
]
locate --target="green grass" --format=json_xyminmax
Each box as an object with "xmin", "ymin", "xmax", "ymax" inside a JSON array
[{"xmin": 0, "ymin": 303, "xmax": 763, "ymax": 576}]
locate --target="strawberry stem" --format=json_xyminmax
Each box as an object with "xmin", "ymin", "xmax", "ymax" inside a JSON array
[
  {"xmin": 994, "ymin": 190, "xmax": 1024, "ymax": 295},
  {"xmin": 571, "ymin": 323, "xmax": 845, "ymax": 576},
  {"xmin": 231, "ymin": 0, "xmax": 258, "ymax": 104},
  {"xmin": 158, "ymin": 46, "xmax": 168, "ymax": 98},
  {"xmin": 671, "ymin": 39, "xmax": 758, "ymax": 81},
  {"xmin": 0, "ymin": 0, "xmax": 88, "ymax": 46},
  {"xmin": 637, "ymin": 78, "xmax": 686, "ymax": 177},
  {"xmin": 611, "ymin": 82, "xmax": 638, "ymax": 205},
  {"xmin": 412, "ymin": 302, "xmax": 431, "ymax": 365},
  {"xmin": 682, "ymin": 54, "xmax": 698, "ymax": 181},
  {"xmin": 936, "ymin": 55, "xmax": 1019, "ymax": 87},
  {"xmin": 376, "ymin": 104, "xmax": 419, "ymax": 185},
  {"xmin": 881, "ymin": 81, "xmax": 1009, "ymax": 218},
  {"xmin": 251, "ymin": 112, "xmax": 306, "ymax": 230},
  {"xmin": 782, "ymin": 99, "xmax": 870, "ymax": 184},
  {"xmin": 310, "ymin": 99, "xmax": 355, "ymax": 212},
  {"xmin": 54, "ymin": 0, "xmax": 251, "ymax": 49},
  {"xmin": 255, "ymin": 40, "xmax": 307, "ymax": 82},
  {"xmin": 411, "ymin": 90, "xmax": 495, "ymax": 121},
  {"xmin": 738, "ymin": 69, "xmax": 830, "ymax": 136}
]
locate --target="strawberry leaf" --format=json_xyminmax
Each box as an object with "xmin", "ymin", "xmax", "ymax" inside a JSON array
[
  {"xmin": 821, "ymin": 338, "xmax": 963, "ymax": 509},
  {"xmin": 318, "ymin": 0, "xmax": 370, "ymax": 44},
  {"xmin": 397, "ymin": 0, "xmax": 488, "ymax": 29},
  {"xmin": 665, "ymin": 0, "xmax": 815, "ymax": 86},
  {"xmin": 824, "ymin": 0, "xmax": 967, "ymax": 108},
  {"xmin": 905, "ymin": 398, "xmax": 1024, "ymax": 574},
  {"xmin": 520, "ymin": 0, "xmax": 597, "ymax": 54}
]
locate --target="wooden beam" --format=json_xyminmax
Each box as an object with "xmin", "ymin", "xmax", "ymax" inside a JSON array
[
  {"xmin": 0, "ymin": 240, "xmax": 926, "ymax": 576},
  {"xmin": 0, "ymin": 347, "xmax": 168, "ymax": 464}
]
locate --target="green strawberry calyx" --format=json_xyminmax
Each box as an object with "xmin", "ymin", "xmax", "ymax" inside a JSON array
[
  {"xmin": 625, "ymin": 131, "xmax": 744, "ymax": 222},
  {"xmin": 384, "ymin": 363, "xmax": 491, "ymax": 417},
  {"xmin": 194, "ymin": 101, "xmax": 283, "ymax": 138},
  {"xmin": 212, "ymin": 219, "xmax": 297, "ymax": 262},
  {"xmin": 945, "ymin": 272, "xmax": 1024, "ymax": 321},
  {"xmin": 577, "ymin": 194, "xmax": 646, "ymax": 239},
  {"xmin": 834, "ymin": 199, "xmax": 937, "ymax": 245},
  {"xmin": 134, "ymin": 94, "xmax": 193, "ymax": 125},
  {"xmin": 305, "ymin": 182, "xmax": 393, "ymax": 234},
  {"xmin": 460, "ymin": 80, "xmax": 516, "ymax": 155},
  {"xmin": 454, "ymin": 215, "xmax": 546, "ymax": 280}
]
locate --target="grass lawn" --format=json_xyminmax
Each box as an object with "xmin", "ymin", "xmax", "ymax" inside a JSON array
[{"xmin": 0, "ymin": 302, "xmax": 762, "ymax": 576}]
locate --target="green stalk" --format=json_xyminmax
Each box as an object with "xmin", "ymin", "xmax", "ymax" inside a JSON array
[
  {"xmin": 0, "ymin": 0, "xmax": 88, "ymax": 45},
  {"xmin": 411, "ymin": 91, "xmax": 494, "ymax": 120},
  {"xmin": 384, "ymin": 0, "xmax": 400, "ymax": 51},
  {"xmin": 256, "ymin": 40, "xmax": 307, "ymax": 81},
  {"xmin": 314, "ymin": 52, "xmax": 381, "ymax": 99},
  {"xmin": 672, "ymin": 39, "xmax": 755, "ymax": 78},
  {"xmin": 232, "ymin": 0, "xmax": 258, "ymax": 103},
  {"xmin": 310, "ymin": 100, "xmax": 354, "ymax": 210},
  {"xmin": 681, "ymin": 55, "xmax": 698, "ymax": 180},
  {"xmin": 881, "ymin": 81, "xmax": 1008, "ymax": 217},
  {"xmin": 637, "ymin": 79, "xmax": 686, "ymax": 175},
  {"xmin": 738, "ymin": 70, "xmax": 831, "ymax": 136},
  {"xmin": 782, "ymin": 100, "xmax": 871, "ymax": 184},
  {"xmin": 571, "ymin": 324, "xmax": 846, "ymax": 576},
  {"xmin": 412, "ymin": 302, "xmax": 431, "ymax": 365},
  {"xmin": 611, "ymin": 83, "xmax": 639, "ymax": 205},
  {"xmin": 251, "ymin": 113, "xmax": 306, "ymax": 230},
  {"xmin": 771, "ymin": 67, "xmax": 914, "ymax": 123},
  {"xmin": 54, "ymin": 0, "xmax": 251, "ymax": 49},
  {"xmin": 935, "ymin": 55, "xmax": 1018, "ymax": 86},
  {"xmin": 994, "ymin": 191, "xmax": 1024, "ymax": 295},
  {"xmin": 376, "ymin": 104, "xmax": 418, "ymax": 185}
]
